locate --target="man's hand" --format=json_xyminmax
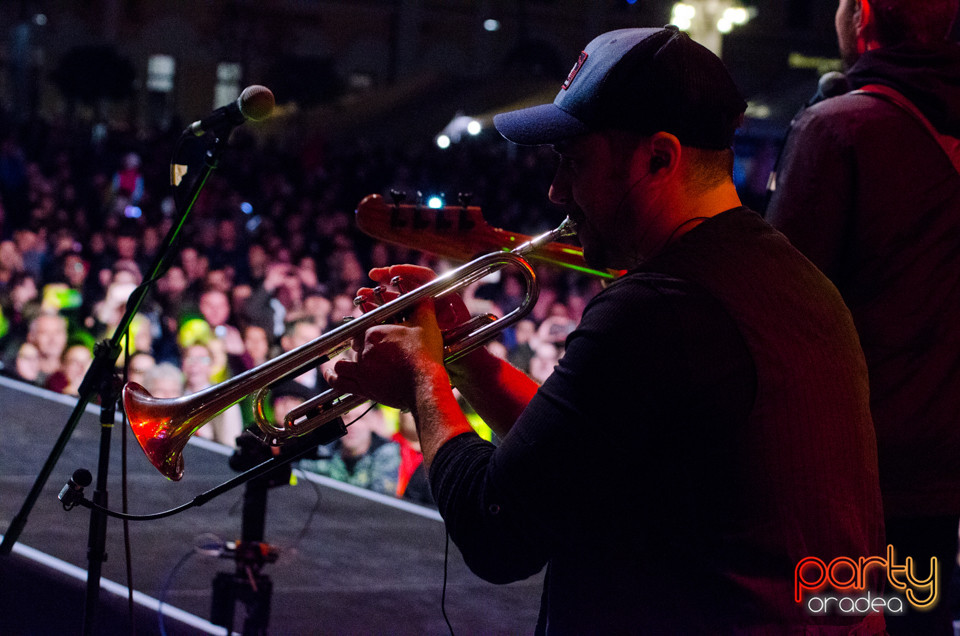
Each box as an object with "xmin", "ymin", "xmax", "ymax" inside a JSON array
[
  {"xmin": 323, "ymin": 299, "xmax": 447, "ymax": 412},
  {"xmin": 359, "ymin": 264, "xmax": 472, "ymax": 332}
]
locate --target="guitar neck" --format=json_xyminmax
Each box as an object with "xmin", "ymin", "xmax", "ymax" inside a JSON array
[{"xmin": 355, "ymin": 194, "xmax": 620, "ymax": 280}]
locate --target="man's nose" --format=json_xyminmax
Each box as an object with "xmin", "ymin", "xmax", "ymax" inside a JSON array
[{"xmin": 548, "ymin": 171, "xmax": 570, "ymax": 206}]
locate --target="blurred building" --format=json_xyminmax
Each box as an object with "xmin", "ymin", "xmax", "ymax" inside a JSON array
[{"xmin": 0, "ymin": 1, "xmax": 843, "ymax": 134}]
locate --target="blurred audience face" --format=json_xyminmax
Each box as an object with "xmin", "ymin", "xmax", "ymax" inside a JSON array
[
  {"xmin": 115, "ymin": 234, "xmax": 138, "ymax": 261},
  {"xmin": 515, "ymin": 319, "xmax": 537, "ymax": 345},
  {"xmin": 10, "ymin": 275, "xmax": 38, "ymax": 311},
  {"xmin": 0, "ymin": 240, "xmax": 23, "ymax": 274},
  {"xmin": 143, "ymin": 362, "xmax": 185, "ymax": 399},
  {"xmin": 243, "ymin": 325, "xmax": 270, "ymax": 366},
  {"xmin": 60, "ymin": 344, "xmax": 93, "ymax": 395},
  {"xmin": 303, "ymin": 293, "xmax": 332, "ymax": 332},
  {"xmin": 247, "ymin": 244, "xmax": 269, "ymax": 279},
  {"xmin": 231, "ymin": 284, "xmax": 253, "ymax": 318},
  {"xmin": 340, "ymin": 409, "xmax": 374, "ymax": 458},
  {"xmin": 203, "ymin": 269, "xmax": 232, "ymax": 293},
  {"xmin": 272, "ymin": 395, "xmax": 305, "ymax": 427},
  {"xmin": 14, "ymin": 342, "xmax": 41, "ymax": 383},
  {"xmin": 529, "ymin": 343, "xmax": 560, "ymax": 384},
  {"xmin": 62, "ymin": 253, "xmax": 89, "ymax": 288},
  {"xmin": 158, "ymin": 266, "xmax": 188, "ymax": 298},
  {"xmin": 199, "ymin": 289, "xmax": 231, "ymax": 327},
  {"xmin": 182, "ymin": 343, "xmax": 214, "ymax": 391},
  {"xmin": 330, "ymin": 294, "xmax": 360, "ymax": 325},
  {"xmin": 180, "ymin": 247, "xmax": 208, "ymax": 284},
  {"xmin": 281, "ymin": 319, "xmax": 320, "ymax": 352},
  {"xmin": 28, "ymin": 313, "xmax": 68, "ymax": 373},
  {"xmin": 127, "ymin": 351, "xmax": 156, "ymax": 387}
]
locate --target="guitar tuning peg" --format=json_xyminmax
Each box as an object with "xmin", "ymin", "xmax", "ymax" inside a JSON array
[
  {"xmin": 458, "ymin": 192, "xmax": 474, "ymax": 207},
  {"xmin": 389, "ymin": 190, "xmax": 407, "ymax": 205},
  {"xmin": 458, "ymin": 207, "xmax": 476, "ymax": 232}
]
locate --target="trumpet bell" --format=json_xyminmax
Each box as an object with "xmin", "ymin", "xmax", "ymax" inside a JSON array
[{"xmin": 123, "ymin": 382, "xmax": 190, "ymax": 481}]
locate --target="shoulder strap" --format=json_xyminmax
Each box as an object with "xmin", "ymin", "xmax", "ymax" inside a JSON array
[{"xmin": 855, "ymin": 83, "xmax": 960, "ymax": 174}]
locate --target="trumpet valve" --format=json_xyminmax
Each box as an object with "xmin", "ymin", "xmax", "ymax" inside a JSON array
[{"xmin": 391, "ymin": 275, "xmax": 409, "ymax": 293}]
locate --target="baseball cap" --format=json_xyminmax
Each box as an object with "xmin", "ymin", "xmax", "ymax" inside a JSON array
[
  {"xmin": 270, "ymin": 379, "xmax": 315, "ymax": 404},
  {"xmin": 493, "ymin": 26, "xmax": 746, "ymax": 149}
]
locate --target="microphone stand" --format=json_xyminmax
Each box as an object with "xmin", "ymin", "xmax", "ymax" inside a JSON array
[{"xmin": 1, "ymin": 129, "xmax": 232, "ymax": 635}]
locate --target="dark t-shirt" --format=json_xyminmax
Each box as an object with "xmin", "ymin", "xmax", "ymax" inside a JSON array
[{"xmin": 431, "ymin": 208, "xmax": 884, "ymax": 634}]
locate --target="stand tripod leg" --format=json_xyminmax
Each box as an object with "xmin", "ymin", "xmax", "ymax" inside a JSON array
[
  {"xmin": 210, "ymin": 571, "xmax": 237, "ymax": 632},
  {"xmin": 211, "ymin": 466, "xmax": 281, "ymax": 634},
  {"xmin": 210, "ymin": 568, "xmax": 273, "ymax": 636}
]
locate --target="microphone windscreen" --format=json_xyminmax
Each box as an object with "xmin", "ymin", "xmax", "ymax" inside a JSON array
[
  {"xmin": 817, "ymin": 71, "xmax": 850, "ymax": 100},
  {"xmin": 238, "ymin": 85, "xmax": 275, "ymax": 122}
]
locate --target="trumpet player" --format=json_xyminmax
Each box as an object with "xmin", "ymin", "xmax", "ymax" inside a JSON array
[{"xmin": 326, "ymin": 27, "xmax": 885, "ymax": 634}]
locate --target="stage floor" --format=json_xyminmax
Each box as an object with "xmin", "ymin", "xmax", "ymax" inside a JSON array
[{"xmin": 0, "ymin": 376, "xmax": 542, "ymax": 635}]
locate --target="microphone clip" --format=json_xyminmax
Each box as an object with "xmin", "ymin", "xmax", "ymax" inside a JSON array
[{"xmin": 58, "ymin": 469, "xmax": 93, "ymax": 511}]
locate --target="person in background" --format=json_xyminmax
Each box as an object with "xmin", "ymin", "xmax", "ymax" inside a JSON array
[
  {"xmin": 326, "ymin": 27, "xmax": 885, "ymax": 633},
  {"xmin": 298, "ymin": 405, "xmax": 400, "ymax": 497},
  {"xmin": 2, "ymin": 341, "xmax": 41, "ymax": 385},
  {"xmin": 142, "ymin": 361, "xmax": 185, "ymax": 399},
  {"xmin": 198, "ymin": 288, "xmax": 245, "ymax": 358},
  {"xmin": 505, "ymin": 319, "xmax": 538, "ymax": 375},
  {"xmin": 765, "ymin": 2, "xmax": 960, "ymax": 633},
  {"xmin": 279, "ymin": 317, "xmax": 324, "ymax": 392},
  {"xmin": 393, "ymin": 411, "xmax": 432, "ymax": 505},
  {"xmin": 26, "ymin": 312, "xmax": 68, "ymax": 385},
  {"xmin": 125, "ymin": 350, "xmax": 156, "ymax": 388},
  {"xmin": 45, "ymin": 342, "xmax": 93, "ymax": 396},
  {"xmin": 181, "ymin": 341, "xmax": 243, "ymax": 447}
]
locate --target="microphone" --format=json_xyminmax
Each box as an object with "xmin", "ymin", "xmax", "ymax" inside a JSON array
[
  {"xmin": 58, "ymin": 468, "xmax": 92, "ymax": 510},
  {"xmin": 187, "ymin": 85, "xmax": 275, "ymax": 136},
  {"xmin": 807, "ymin": 71, "xmax": 850, "ymax": 106}
]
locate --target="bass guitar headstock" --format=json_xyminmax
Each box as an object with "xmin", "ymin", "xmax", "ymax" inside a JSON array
[{"xmin": 355, "ymin": 193, "xmax": 620, "ymax": 279}]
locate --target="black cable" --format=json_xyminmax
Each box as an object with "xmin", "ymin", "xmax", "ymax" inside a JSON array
[
  {"xmin": 66, "ymin": 419, "xmax": 347, "ymax": 521},
  {"xmin": 441, "ymin": 530, "xmax": 455, "ymax": 636},
  {"xmin": 121, "ymin": 333, "xmax": 136, "ymax": 635},
  {"xmin": 288, "ymin": 469, "xmax": 324, "ymax": 555}
]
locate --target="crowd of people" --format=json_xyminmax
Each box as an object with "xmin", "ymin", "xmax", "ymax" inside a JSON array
[
  {"xmin": 0, "ymin": 105, "xmax": 598, "ymax": 507},
  {"xmin": 5, "ymin": 1, "xmax": 959, "ymax": 630}
]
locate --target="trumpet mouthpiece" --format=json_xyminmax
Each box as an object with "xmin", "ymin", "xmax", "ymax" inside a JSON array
[{"xmin": 557, "ymin": 216, "xmax": 578, "ymax": 238}]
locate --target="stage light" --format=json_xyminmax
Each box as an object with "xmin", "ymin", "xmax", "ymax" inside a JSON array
[
  {"xmin": 426, "ymin": 195, "xmax": 444, "ymax": 209},
  {"xmin": 671, "ymin": 3, "xmax": 696, "ymax": 31},
  {"xmin": 724, "ymin": 6, "xmax": 750, "ymax": 25},
  {"xmin": 484, "ymin": 19, "xmax": 500, "ymax": 32},
  {"xmin": 240, "ymin": 201, "xmax": 254, "ymax": 215},
  {"xmin": 435, "ymin": 114, "xmax": 487, "ymax": 146}
]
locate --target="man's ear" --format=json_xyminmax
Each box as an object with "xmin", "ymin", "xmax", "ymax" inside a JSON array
[
  {"xmin": 647, "ymin": 132, "xmax": 681, "ymax": 176},
  {"xmin": 855, "ymin": 0, "xmax": 875, "ymax": 51}
]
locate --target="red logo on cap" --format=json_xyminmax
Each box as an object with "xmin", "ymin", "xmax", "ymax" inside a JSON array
[{"xmin": 562, "ymin": 51, "xmax": 588, "ymax": 90}]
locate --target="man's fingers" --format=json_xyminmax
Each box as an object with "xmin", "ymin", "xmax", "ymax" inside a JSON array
[
  {"xmin": 369, "ymin": 264, "xmax": 438, "ymax": 288},
  {"xmin": 324, "ymin": 360, "xmax": 361, "ymax": 395}
]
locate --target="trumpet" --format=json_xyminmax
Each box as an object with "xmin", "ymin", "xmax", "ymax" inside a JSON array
[{"xmin": 123, "ymin": 216, "xmax": 577, "ymax": 480}]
